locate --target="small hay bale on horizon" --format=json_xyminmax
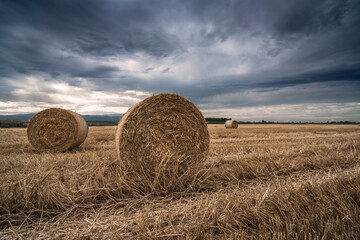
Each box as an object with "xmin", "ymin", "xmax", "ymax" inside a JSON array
[
  {"xmin": 115, "ymin": 93, "xmax": 210, "ymax": 184},
  {"xmin": 225, "ymin": 120, "xmax": 238, "ymax": 128},
  {"xmin": 27, "ymin": 108, "xmax": 88, "ymax": 152}
]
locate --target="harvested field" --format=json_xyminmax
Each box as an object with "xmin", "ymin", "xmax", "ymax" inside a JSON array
[{"xmin": 0, "ymin": 124, "xmax": 360, "ymax": 239}]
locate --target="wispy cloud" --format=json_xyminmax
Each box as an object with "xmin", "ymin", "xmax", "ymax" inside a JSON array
[{"xmin": 1, "ymin": 74, "xmax": 150, "ymax": 114}]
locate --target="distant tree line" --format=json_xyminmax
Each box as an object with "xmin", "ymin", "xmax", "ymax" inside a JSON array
[
  {"xmin": 0, "ymin": 119, "xmax": 358, "ymax": 128},
  {"xmin": 0, "ymin": 120, "xmax": 119, "ymax": 128},
  {"xmin": 205, "ymin": 118, "xmax": 231, "ymax": 124},
  {"xmin": 205, "ymin": 119, "xmax": 359, "ymax": 124},
  {"xmin": 87, "ymin": 121, "xmax": 118, "ymax": 126},
  {"xmin": 0, "ymin": 120, "xmax": 28, "ymax": 128},
  {"xmin": 249, "ymin": 120, "xmax": 359, "ymax": 124}
]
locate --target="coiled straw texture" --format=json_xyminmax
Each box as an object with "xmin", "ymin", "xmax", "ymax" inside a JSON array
[
  {"xmin": 116, "ymin": 93, "xmax": 210, "ymax": 189},
  {"xmin": 225, "ymin": 120, "xmax": 238, "ymax": 128},
  {"xmin": 27, "ymin": 108, "xmax": 88, "ymax": 152}
]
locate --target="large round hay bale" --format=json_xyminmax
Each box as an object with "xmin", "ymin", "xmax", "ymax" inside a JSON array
[
  {"xmin": 27, "ymin": 108, "xmax": 88, "ymax": 152},
  {"xmin": 225, "ymin": 120, "xmax": 238, "ymax": 128},
  {"xmin": 116, "ymin": 93, "xmax": 209, "ymax": 179}
]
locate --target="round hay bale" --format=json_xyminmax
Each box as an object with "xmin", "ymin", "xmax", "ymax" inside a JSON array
[
  {"xmin": 225, "ymin": 120, "xmax": 238, "ymax": 128},
  {"xmin": 116, "ymin": 93, "xmax": 209, "ymax": 178},
  {"xmin": 27, "ymin": 108, "xmax": 88, "ymax": 152}
]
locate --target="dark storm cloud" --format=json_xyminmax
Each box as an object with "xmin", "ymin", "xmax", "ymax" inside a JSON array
[
  {"xmin": 0, "ymin": 0, "xmax": 359, "ymax": 119},
  {"xmin": 173, "ymin": 0, "xmax": 360, "ymax": 104},
  {"xmin": 0, "ymin": 0, "xmax": 180, "ymax": 56},
  {"xmin": 182, "ymin": 0, "xmax": 351, "ymax": 41},
  {"xmin": 0, "ymin": 0, "xmax": 181, "ymax": 80},
  {"xmin": 262, "ymin": 66, "xmax": 360, "ymax": 88}
]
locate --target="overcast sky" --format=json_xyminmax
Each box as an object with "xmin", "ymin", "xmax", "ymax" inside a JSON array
[{"xmin": 1, "ymin": 0, "xmax": 359, "ymax": 121}]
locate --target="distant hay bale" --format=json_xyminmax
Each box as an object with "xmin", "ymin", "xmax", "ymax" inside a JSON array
[
  {"xmin": 116, "ymin": 93, "xmax": 210, "ymax": 179},
  {"xmin": 225, "ymin": 120, "xmax": 238, "ymax": 128},
  {"xmin": 27, "ymin": 108, "xmax": 88, "ymax": 152}
]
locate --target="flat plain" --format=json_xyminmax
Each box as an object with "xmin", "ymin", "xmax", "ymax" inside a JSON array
[{"xmin": 0, "ymin": 124, "xmax": 360, "ymax": 239}]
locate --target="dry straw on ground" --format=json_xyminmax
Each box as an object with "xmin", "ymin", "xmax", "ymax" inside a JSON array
[
  {"xmin": 27, "ymin": 108, "xmax": 88, "ymax": 152},
  {"xmin": 225, "ymin": 119, "xmax": 238, "ymax": 128},
  {"xmin": 116, "ymin": 93, "xmax": 210, "ymax": 190},
  {"xmin": 1, "ymin": 124, "xmax": 360, "ymax": 239}
]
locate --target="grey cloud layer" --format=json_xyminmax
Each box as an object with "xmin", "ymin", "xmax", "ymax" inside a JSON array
[{"xmin": 0, "ymin": 0, "xmax": 359, "ymax": 116}]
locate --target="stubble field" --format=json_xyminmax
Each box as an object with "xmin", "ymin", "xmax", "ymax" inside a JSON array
[{"xmin": 0, "ymin": 124, "xmax": 360, "ymax": 239}]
